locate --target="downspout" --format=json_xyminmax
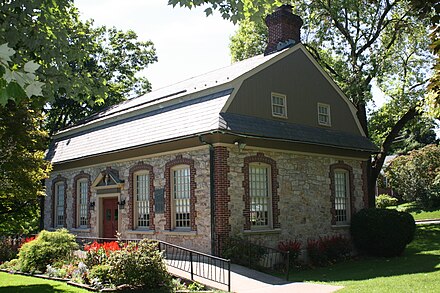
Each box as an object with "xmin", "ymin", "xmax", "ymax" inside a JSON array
[{"xmin": 198, "ymin": 135, "xmax": 216, "ymax": 255}]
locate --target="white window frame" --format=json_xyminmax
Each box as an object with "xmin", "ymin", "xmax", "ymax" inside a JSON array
[
  {"xmin": 318, "ymin": 103, "xmax": 331, "ymax": 126},
  {"xmin": 334, "ymin": 169, "xmax": 350, "ymax": 225},
  {"xmin": 249, "ymin": 163, "xmax": 272, "ymax": 229},
  {"xmin": 134, "ymin": 171, "xmax": 150, "ymax": 230},
  {"xmin": 271, "ymin": 92, "xmax": 288, "ymax": 118},
  {"xmin": 77, "ymin": 179, "xmax": 89, "ymax": 228},
  {"xmin": 171, "ymin": 165, "xmax": 191, "ymax": 230},
  {"xmin": 54, "ymin": 182, "xmax": 65, "ymax": 228}
]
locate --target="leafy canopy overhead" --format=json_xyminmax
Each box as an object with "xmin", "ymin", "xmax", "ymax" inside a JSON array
[
  {"xmin": 0, "ymin": 0, "xmax": 157, "ymax": 234},
  {"xmin": 0, "ymin": 0, "xmax": 157, "ymax": 133}
]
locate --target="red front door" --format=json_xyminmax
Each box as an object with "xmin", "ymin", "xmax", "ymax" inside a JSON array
[{"xmin": 103, "ymin": 198, "xmax": 118, "ymax": 239}]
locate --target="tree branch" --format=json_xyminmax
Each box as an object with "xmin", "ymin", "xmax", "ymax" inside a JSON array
[{"xmin": 371, "ymin": 106, "xmax": 421, "ymax": 181}]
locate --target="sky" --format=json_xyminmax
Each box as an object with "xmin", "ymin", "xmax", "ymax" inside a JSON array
[
  {"xmin": 74, "ymin": 0, "xmax": 439, "ymax": 137},
  {"xmin": 75, "ymin": 0, "xmax": 236, "ymax": 91}
]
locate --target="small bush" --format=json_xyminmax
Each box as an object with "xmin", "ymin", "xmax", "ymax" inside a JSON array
[
  {"xmin": 277, "ymin": 239, "xmax": 301, "ymax": 265},
  {"xmin": 350, "ymin": 208, "xmax": 416, "ymax": 257},
  {"xmin": 0, "ymin": 258, "xmax": 20, "ymax": 270},
  {"xmin": 307, "ymin": 235, "xmax": 352, "ymax": 266},
  {"xmin": 376, "ymin": 194, "xmax": 398, "ymax": 208},
  {"xmin": 18, "ymin": 229, "xmax": 78, "ymax": 273},
  {"xmin": 89, "ymin": 264, "xmax": 112, "ymax": 285},
  {"xmin": 221, "ymin": 236, "xmax": 266, "ymax": 267},
  {"xmin": 108, "ymin": 239, "xmax": 171, "ymax": 289}
]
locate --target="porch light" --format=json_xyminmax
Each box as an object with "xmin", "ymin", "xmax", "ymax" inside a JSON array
[{"xmin": 118, "ymin": 199, "xmax": 126, "ymax": 208}]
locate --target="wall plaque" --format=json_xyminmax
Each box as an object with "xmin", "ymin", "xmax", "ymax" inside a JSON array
[{"xmin": 154, "ymin": 188, "xmax": 165, "ymax": 213}]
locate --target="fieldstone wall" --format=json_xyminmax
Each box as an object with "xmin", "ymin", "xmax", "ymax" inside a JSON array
[
  {"xmin": 227, "ymin": 147, "xmax": 366, "ymax": 249},
  {"xmin": 44, "ymin": 147, "xmax": 212, "ymax": 254}
]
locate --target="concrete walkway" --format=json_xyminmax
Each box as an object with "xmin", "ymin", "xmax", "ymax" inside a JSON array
[
  {"xmin": 416, "ymin": 219, "xmax": 440, "ymax": 225},
  {"xmin": 166, "ymin": 262, "xmax": 343, "ymax": 293}
]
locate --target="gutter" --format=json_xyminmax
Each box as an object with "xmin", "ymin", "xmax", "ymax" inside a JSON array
[{"xmin": 198, "ymin": 134, "xmax": 216, "ymax": 255}]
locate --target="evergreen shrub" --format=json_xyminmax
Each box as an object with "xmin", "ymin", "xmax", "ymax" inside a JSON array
[
  {"xmin": 18, "ymin": 229, "xmax": 78, "ymax": 273},
  {"xmin": 350, "ymin": 208, "xmax": 416, "ymax": 257}
]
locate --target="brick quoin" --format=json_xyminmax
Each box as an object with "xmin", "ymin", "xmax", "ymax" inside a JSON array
[
  {"xmin": 361, "ymin": 161, "xmax": 369, "ymax": 208},
  {"xmin": 128, "ymin": 162, "xmax": 155, "ymax": 231},
  {"xmin": 72, "ymin": 172, "xmax": 91, "ymax": 228},
  {"xmin": 165, "ymin": 156, "xmax": 197, "ymax": 231},
  {"xmin": 213, "ymin": 146, "xmax": 230, "ymax": 255},
  {"xmin": 329, "ymin": 161, "xmax": 355, "ymax": 225},
  {"xmin": 51, "ymin": 175, "xmax": 67, "ymax": 228},
  {"xmin": 242, "ymin": 153, "xmax": 280, "ymax": 230}
]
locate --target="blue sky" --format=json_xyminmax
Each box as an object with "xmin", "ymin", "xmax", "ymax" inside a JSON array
[{"xmin": 75, "ymin": 0, "xmax": 236, "ymax": 90}]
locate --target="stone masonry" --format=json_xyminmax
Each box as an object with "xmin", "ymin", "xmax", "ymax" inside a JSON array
[{"xmin": 45, "ymin": 144, "xmax": 367, "ymax": 255}]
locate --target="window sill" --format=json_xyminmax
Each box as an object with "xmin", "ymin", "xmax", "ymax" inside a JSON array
[
  {"xmin": 126, "ymin": 229, "xmax": 155, "ymax": 235},
  {"xmin": 163, "ymin": 230, "xmax": 197, "ymax": 236},
  {"xmin": 71, "ymin": 228, "xmax": 91, "ymax": 233},
  {"xmin": 331, "ymin": 224, "xmax": 350, "ymax": 229},
  {"xmin": 243, "ymin": 228, "xmax": 281, "ymax": 235}
]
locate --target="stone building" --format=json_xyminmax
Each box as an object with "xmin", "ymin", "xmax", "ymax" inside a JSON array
[{"xmin": 44, "ymin": 5, "xmax": 376, "ymax": 255}]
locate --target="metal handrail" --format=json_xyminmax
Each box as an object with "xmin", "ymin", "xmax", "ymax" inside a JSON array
[{"xmin": 75, "ymin": 236, "xmax": 231, "ymax": 292}]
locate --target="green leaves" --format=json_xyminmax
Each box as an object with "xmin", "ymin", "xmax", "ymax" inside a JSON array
[
  {"xmin": 0, "ymin": 43, "xmax": 44, "ymax": 105},
  {"xmin": 0, "ymin": 43, "xmax": 15, "ymax": 63}
]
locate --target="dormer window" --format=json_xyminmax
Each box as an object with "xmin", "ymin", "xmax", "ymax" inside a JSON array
[
  {"xmin": 318, "ymin": 103, "xmax": 331, "ymax": 126},
  {"xmin": 271, "ymin": 93, "xmax": 287, "ymax": 118}
]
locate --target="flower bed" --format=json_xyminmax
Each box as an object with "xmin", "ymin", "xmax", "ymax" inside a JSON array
[{"xmin": 0, "ymin": 230, "xmax": 208, "ymax": 292}]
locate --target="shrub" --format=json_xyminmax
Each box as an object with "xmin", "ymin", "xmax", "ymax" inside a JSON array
[
  {"xmin": 350, "ymin": 208, "xmax": 416, "ymax": 257},
  {"xmin": 376, "ymin": 194, "xmax": 398, "ymax": 208},
  {"xmin": 0, "ymin": 258, "xmax": 20, "ymax": 270},
  {"xmin": 307, "ymin": 235, "xmax": 352, "ymax": 266},
  {"xmin": 277, "ymin": 239, "xmax": 301, "ymax": 265},
  {"xmin": 89, "ymin": 264, "xmax": 112, "ymax": 285},
  {"xmin": 221, "ymin": 236, "xmax": 265, "ymax": 268},
  {"xmin": 18, "ymin": 229, "xmax": 78, "ymax": 273},
  {"xmin": 107, "ymin": 239, "xmax": 171, "ymax": 289}
]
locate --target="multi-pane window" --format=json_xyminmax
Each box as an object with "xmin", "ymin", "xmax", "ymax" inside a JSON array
[
  {"xmin": 172, "ymin": 166, "xmax": 191, "ymax": 229},
  {"xmin": 318, "ymin": 103, "xmax": 331, "ymax": 126},
  {"xmin": 271, "ymin": 93, "xmax": 287, "ymax": 118},
  {"xmin": 55, "ymin": 183, "xmax": 65, "ymax": 227},
  {"xmin": 249, "ymin": 164, "xmax": 271, "ymax": 228},
  {"xmin": 78, "ymin": 180, "xmax": 88, "ymax": 227},
  {"xmin": 334, "ymin": 170, "xmax": 350, "ymax": 224},
  {"xmin": 135, "ymin": 173, "xmax": 150, "ymax": 229}
]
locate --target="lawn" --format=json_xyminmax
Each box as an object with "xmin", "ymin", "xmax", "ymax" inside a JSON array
[
  {"xmin": 289, "ymin": 224, "xmax": 440, "ymax": 292},
  {"xmin": 393, "ymin": 202, "xmax": 440, "ymax": 221},
  {"xmin": 0, "ymin": 272, "xmax": 89, "ymax": 293}
]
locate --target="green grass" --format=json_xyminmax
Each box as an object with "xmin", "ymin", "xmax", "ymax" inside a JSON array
[
  {"xmin": 392, "ymin": 202, "xmax": 440, "ymax": 221},
  {"xmin": 0, "ymin": 272, "xmax": 90, "ymax": 293},
  {"xmin": 289, "ymin": 224, "xmax": 440, "ymax": 292}
]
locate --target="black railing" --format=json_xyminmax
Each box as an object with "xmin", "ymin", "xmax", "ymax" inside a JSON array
[
  {"xmin": 220, "ymin": 237, "xmax": 290, "ymax": 280},
  {"xmin": 74, "ymin": 236, "xmax": 231, "ymax": 292},
  {"xmin": 158, "ymin": 241, "xmax": 231, "ymax": 292}
]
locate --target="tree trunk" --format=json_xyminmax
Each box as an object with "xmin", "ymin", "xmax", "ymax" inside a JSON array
[{"xmin": 367, "ymin": 107, "xmax": 420, "ymax": 205}]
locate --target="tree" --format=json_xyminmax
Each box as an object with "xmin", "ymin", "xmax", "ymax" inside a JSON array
[
  {"xmin": 369, "ymin": 102, "xmax": 438, "ymax": 155},
  {"xmin": 0, "ymin": 0, "xmax": 157, "ymax": 233},
  {"xmin": 1, "ymin": 1, "xmax": 157, "ymax": 135},
  {"xmin": 45, "ymin": 26, "xmax": 157, "ymax": 135},
  {"xmin": 0, "ymin": 101, "xmax": 51, "ymax": 235},
  {"xmin": 170, "ymin": 0, "xmax": 437, "ymax": 205},
  {"xmin": 385, "ymin": 144, "xmax": 440, "ymax": 208}
]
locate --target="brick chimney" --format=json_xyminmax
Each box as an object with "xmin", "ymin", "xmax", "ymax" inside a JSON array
[{"xmin": 264, "ymin": 5, "xmax": 303, "ymax": 56}]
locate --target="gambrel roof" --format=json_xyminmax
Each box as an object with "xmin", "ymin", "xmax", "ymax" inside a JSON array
[{"xmin": 47, "ymin": 45, "xmax": 376, "ymax": 165}]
